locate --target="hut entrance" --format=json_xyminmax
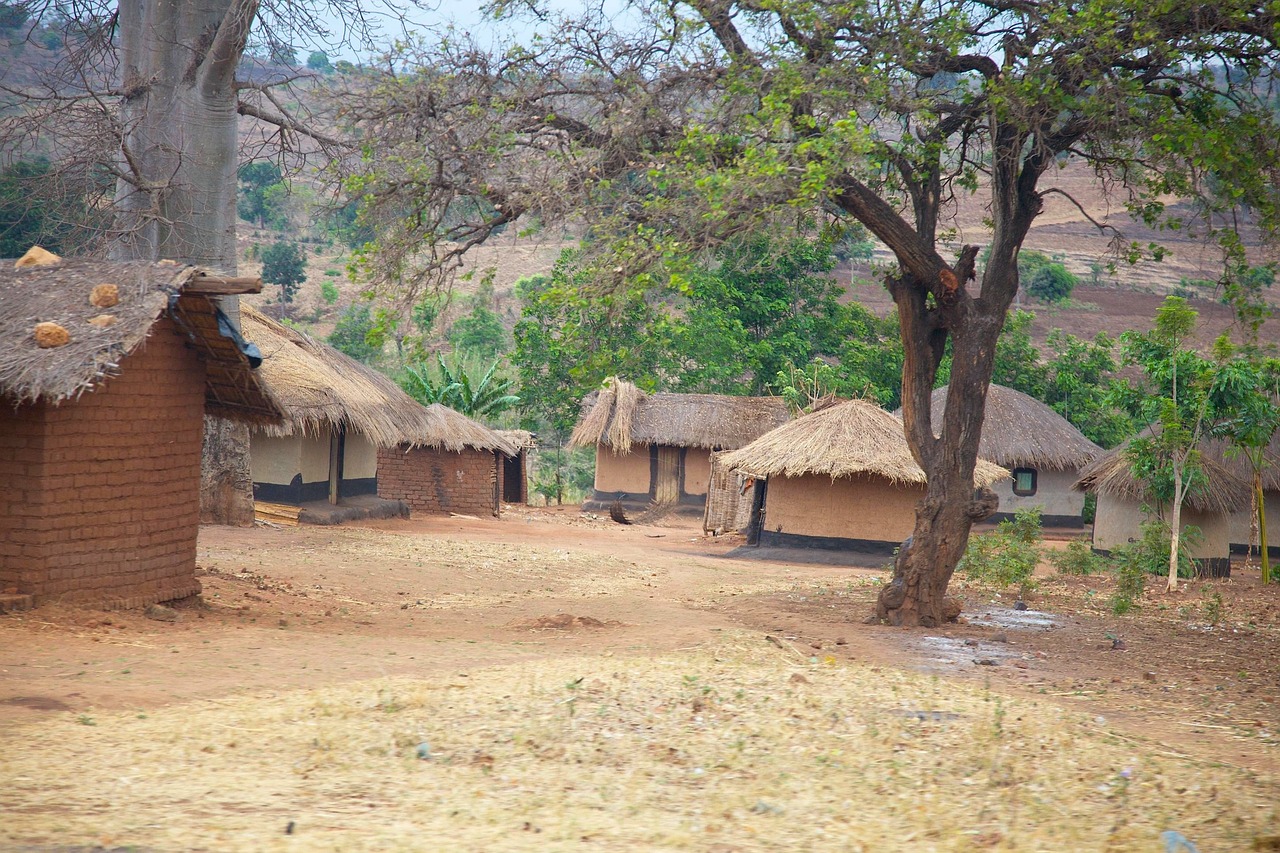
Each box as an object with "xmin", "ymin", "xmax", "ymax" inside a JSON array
[
  {"xmin": 327, "ymin": 426, "xmax": 346, "ymax": 505},
  {"xmin": 502, "ymin": 452, "xmax": 523, "ymax": 503},
  {"xmin": 654, "ymin": 446, "xmax": 683, "ymax": 506},
  {"xmin": 746, "ymin": 478, "xmax": 768, "ymax": 545}
]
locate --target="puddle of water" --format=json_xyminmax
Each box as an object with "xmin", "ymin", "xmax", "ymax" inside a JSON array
[{"xmin": 965, "ymin": 607, "xmax": 1057, "ymax": 631}]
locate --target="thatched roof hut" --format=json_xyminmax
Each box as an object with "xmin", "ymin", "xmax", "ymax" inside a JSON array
[
  {"xmin": 720, "ymin": 399, "xmax": 1009, "ymax": 486},
  {"xmin": 899, "ymin": 385, "xmax": 1101, "ymax": 470},
  {"xmin": 1074, "ymin": 431, "xmax": 1253, "ymax": 516},
  {"xmin": 569, "ymin": 378, "xmax": 790, "ymax": 453},
  {"xmin": 0, "ymin": 257, "xmax": 280, "ymax": 422},
  {"xmin": 242, "ymin": 306, "xmax": 514, "ymax": 455}
]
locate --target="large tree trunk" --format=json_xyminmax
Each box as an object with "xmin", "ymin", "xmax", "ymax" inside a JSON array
[{"xmin": 112, "ymin": 0, "xmax": 259, "ymax": 525}]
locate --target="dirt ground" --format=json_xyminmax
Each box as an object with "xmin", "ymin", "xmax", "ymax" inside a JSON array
[{"xmin": 2, "ymin": 509, "xmax": 1276, "ymax": 777}]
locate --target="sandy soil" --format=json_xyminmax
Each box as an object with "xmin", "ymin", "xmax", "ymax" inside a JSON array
[{"xmin": 2, "ymin": 509, "xmax": 1276, "ymax": 781}]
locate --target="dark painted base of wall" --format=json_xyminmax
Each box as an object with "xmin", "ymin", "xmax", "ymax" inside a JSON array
[
  {"xmin": 758, "ymin": 530, "xmax": 900, "ymax": 555},
  {"xmin": 1229, "ymin": 543, "xmax": 1280, "ymax": 558},
  {"xmin": 984, "ymin": 512, "xmax": 1084, "ymax": 529},
  {"xmin": 1092, "ymin": 548, "xmax": 1231, "ymax": 579},
  {"xmin": 253, "ymin": 476, "xmax": 377, "ymax": 506}
]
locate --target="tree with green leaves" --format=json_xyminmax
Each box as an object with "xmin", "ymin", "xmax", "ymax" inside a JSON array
[
  {"xmin": 1114, "ymin": 297, "xmax": 1276, "ymax": 592},
  {"xmin": 1026, "ymin": 263, "xmax": 1077, "ymax": 304},
  {"xmin": 1042, "ymin": 329, "xmax": 1132, "ymax": 449},
  {"xmin": 260, "ymin": 240, "xmax": 307, "ymax": 304},
  {"xmin": 342, "ymin": 1, "xmax": 1280, "ymax": 625},
  {"xmin": 329, "ymin": 302, "xmax": 382, "ymax": 363},
  {"xmin": 448, "ymin": 305, "xmax": 509, "ymax": 358}
]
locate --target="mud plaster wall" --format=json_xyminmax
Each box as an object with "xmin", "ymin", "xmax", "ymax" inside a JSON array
[
  {"xmin": 377, "ymin": 444, "xmax": 499, "ymax": 516},
  {"xmin": 343, "ymin": 432, "xmax": 377, "ymax": 480},
  {"xmin": 765, "ymin": 473, "xmax": 923, "ymax": 542},
  {"xmin": 1229, "ymin": 490, "xmax": 1280, "ymax": 548},
  {"xmin": 0, "ymin": 317, "xmax": 206, "ymax": 607},
  {"xmin": 1093, "ymin": 495, "xmax": 1232, "ymax": 558},
  {"xmin": 249, "ymin": 433, "xmax": 302, "ymax": 486},
  {"xmin": 991, "ymin": 467, "xmax": 1085, "ymax": 518},
  {"xmin": 683, "ymin": 447, "xmax": 712, "ymax": 496},
  {"xmin": 595, "ymin": 445, "xmax": 651, "ymax": 493}
]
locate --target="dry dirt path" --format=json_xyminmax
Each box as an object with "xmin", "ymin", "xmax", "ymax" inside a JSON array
[{"xmin": 2, "ymin": 508, "xmax": 1276, "ymax": 778}]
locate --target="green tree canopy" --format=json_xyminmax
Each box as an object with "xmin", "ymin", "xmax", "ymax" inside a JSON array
[{"xmin": 260, "ymin": 240, "xmax": 306, "ymax": 304}]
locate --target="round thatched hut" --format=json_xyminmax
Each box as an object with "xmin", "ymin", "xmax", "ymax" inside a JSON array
[
  {"xmin": 902, "ymin": 385, "xmax": 1101, "ymax": 527},
  {"xmin": 1074, "ymin": 433, "xmax": 1253, "ymax": 576},
  {"xmin": 720, "ymin": 400, "xmax": 1008, "ymax": 552}
]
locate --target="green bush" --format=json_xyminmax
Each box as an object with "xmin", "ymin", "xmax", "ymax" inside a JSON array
[
  {"xmin": 1048, "ymin": 540, "xmax": 1106, "ymax": 576},
  {"xmin": 1107, "ymin": 518, "xmax": 1201, "ymax": 614},
  {"xmin": 959, "ymin": 508, "xmax": 1042, "ymax": 588},
  {"xmin": 320, "ymin": 280, "xmax": 339, "ymax": 305},
  {"xmin": 1027, "ymin": 262, "xmax": 1077, "ymax": 302}
]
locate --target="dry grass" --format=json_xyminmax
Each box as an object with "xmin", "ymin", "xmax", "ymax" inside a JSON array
[{"xmin": 3, "ymin": 633, "xmax": 1275, "ymax": 852}]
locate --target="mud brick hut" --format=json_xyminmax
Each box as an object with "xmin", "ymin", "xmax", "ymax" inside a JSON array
[
  {"xmin": 376, "ymin": 410, "xmax": 518, "ymax": 518},
  {"xmin": 569, "ymin": 378, "xmax": 790, "ymax": 515},
  {"xmin": 901, "ymin": 384, "xmax": 1101, "ymax": 527},
  {"xmin": 0, "ymin": 253, "xmax": 280, "ymax": 609},
  {"xmin": 719, "ymin": 399, "xmax": 1008, "ymax": 552},
  {"xmin": 1074, "ymin": 433, "xmax": 1252, "ymax": 577}
]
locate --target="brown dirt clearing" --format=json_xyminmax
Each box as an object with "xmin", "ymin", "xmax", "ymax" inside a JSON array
[{"xmin": 1, "ymin": 510, "xmax": 1277, "ymax": 851}]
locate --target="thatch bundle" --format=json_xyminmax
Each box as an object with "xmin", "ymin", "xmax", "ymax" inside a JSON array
[
  {"xmin": 720, "ymin": 398, "xmax": 1009, "ymax": 486},
  {"xmin": 897, "ymin": 385, "xmax": 1101, "ymax": 470},
  {"xmin": 242, "ymin": 307, "xmax": 514, "ymax": 454},
  {"xmin": 569, "ymin": 378, "xmax": 790, "ymax": 453},
  {"xmin": 1074, "ymin": 429, "xmax": 1255, "ymax": 514},
  {"xmin": 0, "ymin": 256, "xmax": 279, "ymax": 422}
]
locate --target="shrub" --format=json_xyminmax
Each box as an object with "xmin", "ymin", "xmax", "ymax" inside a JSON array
[
  {"xmin": 320, "ymin": 280, "xmax": 339, "ymax": 305},
  {"xmin": 1027, "ymin": 262, "xmax": 1077, "ymax": 302},
  {"xmin": 959, "ymin": 508, "xmax": 1042, "ymax": 589},
  {"xmin": 1048, "ymin": 540, "xmax": 1106, "ymax": 576}
]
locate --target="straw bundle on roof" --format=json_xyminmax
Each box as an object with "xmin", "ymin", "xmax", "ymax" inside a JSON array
[
  {"xmin": 242, "ymin": 307, "xmax": 514, "ymax": 454},
  {"xmin": 569, "ymin": 378, "xmax": 790, "ymax": 452},
  {"xmin": 896, "ymin": 385, "xmax": 1101, "ymax": 470},
  {"xmin": 0, "ymin": 256, "xmax": 279, "ymax": 422},
  {"xmin": 720, "ymin": 399, "xmax": 1008, "ymax": 487},
  {"xmin": 1073, "ymin": 429, "xmax": 1253, "ymax": 515}
]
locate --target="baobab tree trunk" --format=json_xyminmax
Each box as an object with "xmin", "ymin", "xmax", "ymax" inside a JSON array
[{"xmin": 112, "ymin": 0, "xmax": 260, "ymax": 525}]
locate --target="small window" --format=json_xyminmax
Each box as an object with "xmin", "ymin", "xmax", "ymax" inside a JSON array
[{"xmin": 1012, "ymin": 467, "xmax": 1038, "ymax": 497}]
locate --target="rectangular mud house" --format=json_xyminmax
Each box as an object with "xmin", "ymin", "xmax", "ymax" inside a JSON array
[
  {"xmin": 719, "ymin": 399, "xmax": 1008, "ymax": 552},
  {"xmin": 1074, "ymin": 432, "xmax": 1251, "ymax": 577},
  {"xmin": 376, "ymin": 409, "xmax": 518, "ymax": 517},
  {"xmin": 0, "ymin": 254, "xmax": 280, "ymax": 609},
  {"xmin": 899, "ymin": 384, "xmax": 1101, "ymax": 528},
  {"xmin": 569, "ymin": 378, "xmax": 790, "ymax": 515},
  {"xmin": 241, "ymin": 306, "xmax": 444, "ymax": 520}
]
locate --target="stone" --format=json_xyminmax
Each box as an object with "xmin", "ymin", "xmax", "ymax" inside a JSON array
[
  {"xmin": 88, "ymin": 313, "xmax": 118, "ymax": 328},
  {"xmin": 14, "ymin": 246, "xmax": 60, "ymax": 268},
  {"xmin": 89, "ymin": 283, "xmax": 119, "ymax": 308},
  {"xmin": 33, "ymin": 322, "xmax": 70, "ymax": 348}
]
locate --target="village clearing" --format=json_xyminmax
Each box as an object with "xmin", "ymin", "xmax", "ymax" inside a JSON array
[{"xmin": 1, "ymin": 510, "xmax": 1277, "ymax": 851}]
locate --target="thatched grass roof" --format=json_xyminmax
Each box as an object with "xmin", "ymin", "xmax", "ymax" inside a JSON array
[
  {"xmin": 495, "ymin": 429, "xmax": 537, "ymax": 450},
  {"xmin": 0, "ymin": 256, "xmax": 280, "ymax": 422},
  {"xmin": 1073, "ymin": 429, "xmax": 1253, "ymax": 514},
  {"xmin": 242, "ymin": 306, "xmax": 514, "ymax": 454},
  {"xmin": 569, "ymin": 378, "xmax": 790, "ymax": 453},
  {"xmin": 895, "ymin": 385, "xmax": 1101, "ymax": 471},
  {"xmin": 720, "ymin": 399, "xmax": 1009, "ymax": 487}
]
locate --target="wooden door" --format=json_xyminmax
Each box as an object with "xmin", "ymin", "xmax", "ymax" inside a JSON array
[{"xmin": 654, "ymin": 446, "xmax": 681, "ymax": 505}]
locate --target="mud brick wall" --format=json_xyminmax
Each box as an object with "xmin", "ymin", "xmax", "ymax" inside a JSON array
[
  {"xmin": 377, "ymin": 445, "xmax": 500, "ymax": 517},
  {"xmin": 0, "ymin": 316, "xmax": 207, "ymax": 608}
]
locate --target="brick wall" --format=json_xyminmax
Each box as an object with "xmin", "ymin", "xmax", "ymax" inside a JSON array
[
  {"xmin": 0, "ymin": 316, "xmax": 206, "ymax": 608},
  {"xmin": 377, "ymin": 444, "xmax": 500, "ymax": 517}
]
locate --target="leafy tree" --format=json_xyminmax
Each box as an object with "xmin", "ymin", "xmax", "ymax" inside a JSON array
[
  {"xmin": 329, "ymin": 302, "xmax": 382, "ymax": 363},
  {"xmin": 306, "ymin": 50, "xmax": 332, "ymax": 72},
  {"xmin": 320, "ymin": 279, "xmax": 340, "ymax": 305},
  {"xmin": 448, "ymin": 304, "xmax": 508, "ymax": 358},
  {"xmin": 1026, "ymin": 263, "xmax": 1077, "ymax": 303},
  {"xmin": 0, "ymin": 158, "xmax": 83, "ymax": 257},
  {"xmin": 344, "ymin": 1, "xmax": 1280, "ymax": 626},
  {"xmin": 991, "ymin": 311, "xmax": 1048, "ymax": 400},
  {"xmin": 0, "ymin": 3, "xmax": 29, "ymax": 29},
  {"xmin": 260, "ymin": 240, "xmax": 306, "ymax": 304},
  {"xmin": 237, "ymin": 161, "xmax": 288, "ymax": 228},
  {"xmin": 1114, "ymin": 297, "xmax": 1275, "ymax": 592},
  {"xmin": 1042, "ymin": 330, "xmax": 1132, "ymax": 448}
]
